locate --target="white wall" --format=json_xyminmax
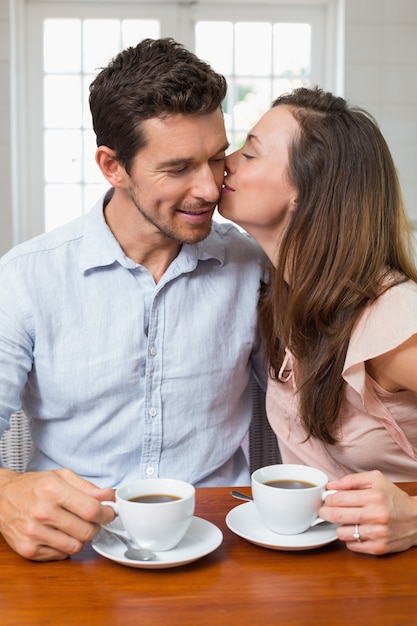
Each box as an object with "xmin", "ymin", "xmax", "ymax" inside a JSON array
[
  {"xmin": 0, "ymin": 0, "xmax": 416, "ymax": 255},
  {"xmin": 344, "ymin": 0, "xmax": 417, "ymax": 227},
  {"xmin": 0, "ymin": 0, "xmax": 12, "ymax": 255}
]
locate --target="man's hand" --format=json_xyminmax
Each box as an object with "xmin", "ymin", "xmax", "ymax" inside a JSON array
[{"xmin": 0, "ymin": 468, "xmax": 115, "ymax": 561}]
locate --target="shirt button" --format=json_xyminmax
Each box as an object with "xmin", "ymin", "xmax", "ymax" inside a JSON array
[
  {"xmin": 149, "ymin": 408, "xmax": 157, "ymax": 418},
  {"xmin": 146, "ymin": 466, "xmax": 155, "ymax": 476},
  {"xmin": 150, "ymin": 346, "xmax": 157, "ymax": 356}
]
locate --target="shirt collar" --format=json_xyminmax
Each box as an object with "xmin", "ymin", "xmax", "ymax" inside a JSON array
[
  {"xmin": 79, "ymin": 193, "xmax": 226, "ymax": 274},
  {"xmin": 180, "ymin": 224, "xmax": 226, "ymax": 269}
]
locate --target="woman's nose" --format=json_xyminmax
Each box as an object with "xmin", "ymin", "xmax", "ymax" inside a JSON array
[{"xmin": 224, "ymin": 151, "xmax": 237, "ymax": 174}]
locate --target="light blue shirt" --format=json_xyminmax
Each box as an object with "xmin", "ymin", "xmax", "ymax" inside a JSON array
[{"xmin": 0, "ymin": 196, "xmax": 266, "ymax": 487}]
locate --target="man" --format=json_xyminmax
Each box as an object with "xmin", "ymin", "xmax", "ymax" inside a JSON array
[{"xmin": 0, "ymin": 38, "xmax": 266, "ymax": 561}]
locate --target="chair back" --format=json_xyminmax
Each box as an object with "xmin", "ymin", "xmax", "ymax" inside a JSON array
[
  {"xmin": 249, "ymin": 379, "xmax": 281, "ymax": 474},
  {"xmin": 0, "ymin": 410, "xmax": 32, "ymax": 473}
]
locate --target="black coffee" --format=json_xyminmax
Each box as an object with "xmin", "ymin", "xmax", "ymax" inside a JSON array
[
  {"xmin": 128, "ymin": 494, "xmax": 182, "ymax": 503},
  {"xmin": 265, "ymin": 479, "xmax": 316, "ymax": 489}
]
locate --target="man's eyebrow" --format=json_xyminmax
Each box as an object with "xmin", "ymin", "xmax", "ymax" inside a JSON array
[
  {"xmin": 219, "ymin": 141, "xmax": 230, "ymax": 154},
  {"xmin": 158, "ymin": 157, "xmax": 193, "ymax": 169}
]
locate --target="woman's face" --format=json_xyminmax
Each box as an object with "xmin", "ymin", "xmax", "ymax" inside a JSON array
[{"xmin": 219, "ymin": 104, "xmax": 299, "ymax": 263}]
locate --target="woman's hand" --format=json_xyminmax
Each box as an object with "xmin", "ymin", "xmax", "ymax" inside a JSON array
[{"xmin": 319, "ymin": 470, "xmax": 417, "ymax": 555}]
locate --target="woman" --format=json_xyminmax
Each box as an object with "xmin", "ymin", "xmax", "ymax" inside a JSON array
[{"xmin": 219, "ymin": 87, "xmax": 417, "ymax": 555}]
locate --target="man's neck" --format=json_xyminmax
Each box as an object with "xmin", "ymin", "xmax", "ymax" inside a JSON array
[{"xmin": 103, "ymin": 190, "xmax": 181, "ymax": 284}]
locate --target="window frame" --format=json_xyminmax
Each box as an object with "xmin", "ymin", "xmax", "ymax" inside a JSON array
[{"xmin": 11, "ymin": 0, "xmax": 343, "ymax": 241}]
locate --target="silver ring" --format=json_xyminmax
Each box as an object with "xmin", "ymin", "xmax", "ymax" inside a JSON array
[{"xmin": 353, "ymin": 523, "xmax": 361, "ymax": 542}]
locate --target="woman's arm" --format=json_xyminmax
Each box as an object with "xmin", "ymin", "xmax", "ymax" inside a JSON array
[
  {"xmin": 321, "ymin": 335, "xmax": 417, "ymax": 555},
  {"xmin": 366, "ymin": 333, "xmax": 417, "ymax": 394}
]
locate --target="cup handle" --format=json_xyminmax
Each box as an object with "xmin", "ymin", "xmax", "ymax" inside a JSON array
[
  {"xmin": 311, "ymin": 490, "xmax": 339, "ymax": 526},
  {"xmin": 323, "ymin": 489, "xmax": 337, "ymax": 500},
  {"xmin": 101, "ymin": 500, "xmax": 119, "ymax": 515},
  {"xmin": 100, "ymin": 501, "xmax": 131, "ymax": 539},
  {"xmin": 101, "ymin": 500, "xmax": 120, "ymax": 527}
]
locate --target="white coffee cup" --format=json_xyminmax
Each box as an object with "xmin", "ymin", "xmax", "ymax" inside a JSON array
[
  {"xmin": 103, "ymin": 478, "xmax": 195, "ymax": 551},
  {"xmin": 251, "ymin": 464, "xmax": 335, "ymax": 535}
]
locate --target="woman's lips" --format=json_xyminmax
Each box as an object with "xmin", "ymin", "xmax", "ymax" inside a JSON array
[{"xmin": 221, "ymin": 182, "xmax": 234, "ymax": 193}]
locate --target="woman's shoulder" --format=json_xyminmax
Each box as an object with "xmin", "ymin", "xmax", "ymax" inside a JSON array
[
  {"xmin": 345, "ymin": 279, "xmax": 417, "ymax": 367},
  {"xmin": 364, "ymin": 278, "xmax": 417, "ymax": 321}
]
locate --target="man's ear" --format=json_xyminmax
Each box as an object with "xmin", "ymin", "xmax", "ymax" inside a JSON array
[{"xmin": 95, "ymin": 146, "xmax": 127, "ymax": 187}]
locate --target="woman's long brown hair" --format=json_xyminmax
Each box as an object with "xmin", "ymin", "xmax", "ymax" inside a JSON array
[{"xmin": 258, "ymin": 87, "xmax": 417, "ymax": 444}]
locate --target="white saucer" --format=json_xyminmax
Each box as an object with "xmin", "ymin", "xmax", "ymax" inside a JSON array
[
  {"xmin": 226, "ymin": 502, "xmax": 339, "ymax": 551},
  {"xmin": 92, "ymin": 516, "xmax": 223, "ymax": 569}
]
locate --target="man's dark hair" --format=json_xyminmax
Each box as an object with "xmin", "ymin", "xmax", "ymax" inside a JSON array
[{"xmin": 89, "ymin": 38, "xmax": 227, "ymax": 173}]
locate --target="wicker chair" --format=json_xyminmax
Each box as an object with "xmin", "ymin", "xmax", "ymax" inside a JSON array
[
  {"xmin": 0, "ymin": 410, "xmax": 32, "ymax": 473},
  {"xmin": 249, "ymin": 378, "xmax": 281, "ymax": 473}
]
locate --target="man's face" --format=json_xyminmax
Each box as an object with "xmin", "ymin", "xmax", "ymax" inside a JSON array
[{"xmin": 125, "ymin": 109, "xmax": 228, "ymax": 244}]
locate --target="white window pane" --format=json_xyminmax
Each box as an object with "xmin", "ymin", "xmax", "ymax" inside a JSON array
[
  {"xmin": 44, "ymin": 76, "xmax": 82, "ymax": 128},
  {"xmin": 273, "ymin": 24, "xmax": 311, "ymax": 77},
  {"xmin": 235, "ymin": 23, "xmax": 272, "ymax": 76},
  {"xmin": 195, "ymin": 22, "xmax": 233, "ymax": 75},
  {"xmin": 44, "ymin": 19, "xmax": 81, "ymax": 73},
  {"xmin": 45, "ymin": 184, "xmax": 83, "ymax": 232},
  {"xmin": 233, "ymin": 78, "xmax": 271, "ymax": 130},
  {"xmin": 44, "ymin": 130, "xmax": 82, "ymax": 183},
  {"xmin": 83, "ymin": 130, "xmax": 106, "ymax": 183},
  {"xmin": 83, "ymin": 20, "xmax": 122, "ymax": 73},
  {"xmin": 272, "ymin": 76, "xmax": 310, "ymax": 100},
  {"xmin": 122, "ymin": 20, "xmax": 160, "ymax": 47},
  {"xmin": 229, "ymin": 130, "xmax": 248, "ymax": 151},
  {"xmin": 84, "ymin": 184, "xmax": 109, "ymax": 212}
]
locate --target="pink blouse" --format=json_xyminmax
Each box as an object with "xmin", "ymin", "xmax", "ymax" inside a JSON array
[{"xmin": 266, "ymin": 280, "xmax": 417, "ymax": 482}]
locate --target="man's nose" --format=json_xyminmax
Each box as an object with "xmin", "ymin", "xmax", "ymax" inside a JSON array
[{"xmin": 192, "ymin": 166, "xmax": 222, "ymax": 202}]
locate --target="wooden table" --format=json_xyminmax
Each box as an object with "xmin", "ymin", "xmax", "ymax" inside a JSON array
[{"xmin": 2, "ymin": 485, "xmax": 417, "ymax": 626}]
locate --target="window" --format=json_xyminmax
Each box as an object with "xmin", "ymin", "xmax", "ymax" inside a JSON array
[
  {"xmin": 196, "ymin": 20, "xmax": 313, "ymax": 150},
  {"xmin": 43, "ymin": 18, "xmax": 160, "ymax": 231},
  {"xmin": 15, "ymin": 1, "xmax": 340, "ymax": 238}
]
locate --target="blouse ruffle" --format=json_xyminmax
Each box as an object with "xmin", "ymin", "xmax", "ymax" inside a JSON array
[{"xmin": 267, "ymin": 280, "xmax": 417, "ymax": 480}]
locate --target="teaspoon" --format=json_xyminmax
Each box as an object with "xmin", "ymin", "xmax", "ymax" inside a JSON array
[
  {"xmin": 108, "ymin": 531, "xmax": 156, "ymax": 561},
  {"xmin": 230, "ymin": 490, "xmax": 253, "ymax": 502}
]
